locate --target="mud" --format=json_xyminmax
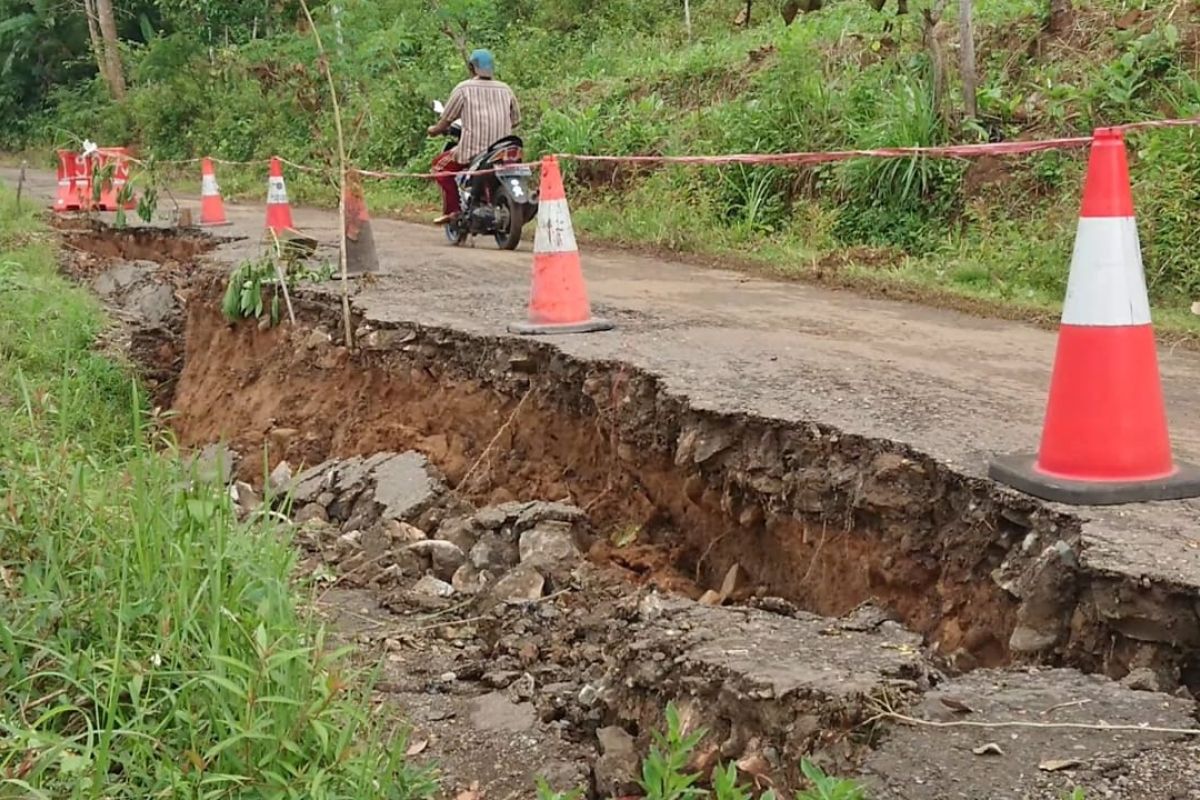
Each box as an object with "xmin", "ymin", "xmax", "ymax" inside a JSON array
[{"xmin": 44, "ymin": 216, "xmax": 1200, "ymax": 798}]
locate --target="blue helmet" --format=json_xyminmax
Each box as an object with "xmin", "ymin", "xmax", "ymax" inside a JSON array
[{"xmin": 469, "ymin": 49, "xmax": 495, "ymax": 78}]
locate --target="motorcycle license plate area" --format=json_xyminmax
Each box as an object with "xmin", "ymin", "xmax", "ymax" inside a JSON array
[{"xmin": 495, "ymin": 165, "xmax": 531, "ymax": 177}]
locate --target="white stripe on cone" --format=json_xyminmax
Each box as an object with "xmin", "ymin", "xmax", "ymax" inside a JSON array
[
  {"xmin": 202, "ymin": 174, "xmax": 219, "ymax": 196},
  {"xmin": 533, "ymin": 198, "xmax": 578, "ymax": 254},
  {"xmin": 1061, "ymin": 216, "xmax": 1151, "ymax": 327},
  {"xmin": 267, "ymin": 177, "xmax": 288, "ymax": 205}
]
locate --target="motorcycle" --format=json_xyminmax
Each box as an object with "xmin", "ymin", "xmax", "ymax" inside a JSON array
[{"xmin": 432, "ymin": 100, "xmax": 538, "ymax": 250}]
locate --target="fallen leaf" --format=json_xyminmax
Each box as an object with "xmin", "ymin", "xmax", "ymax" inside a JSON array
[
  {"xmin": 735, "ymin": 751, "xmax": 774, "ymax": 788},
  {"xmin": 406, "ymin": 738, "xmax": 429, "ymax": 756},
  {"xmin": 972, "ymin": 743, "xmax": 1004, "ymax": 756},
  {"xmin": 1039, "ymin": 758, "xmax": 1083, "ymax": 772},
  {"xmin": 940, "ymin": 697, "xmax": 975, "ymax": 714}
]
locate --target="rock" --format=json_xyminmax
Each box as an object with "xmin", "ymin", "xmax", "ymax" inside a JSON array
[
  {"xmin": 594, "ymin": 726, "xmax": 640, "ymax": 797},
  {"xmin": 473, "ymin": 505, "xmax": 512, "ymax": 530},
  {"xmin": 470, "ymin": 531, "xmax": 519, "ymax": 571},
  {"xmin": 1121, "ymin": 667, "xmax": 1164, "ymax": 693},
  {"xmin": 359, "ymin": 526, "xmax": 391, "ymax": 562},
  {"xmin": 230, "ymin": 481, "xmax": 262, "ymax": 515},
  {"xmin": 483, "ymin": 670, "xmax": 520, "ymax": 689},
  {"xmin": 413, "ymin": 575, "xmax": 455, "ymax": 598},
  {"xmin": 692, "ymin": 425, "xmax": 735, "ymax": 464},
  {"xmin": 451, "ymin": 563, "xmax": 491, "ymax": 594},
  {"xmin": 327, "ymin": 489, "xmax": 361, "ymax": 522},
  {"xmin": 1009, "ymin": 624, "xmax": 1060, "ymax": 654},
  {"xmin": 519, "ymin": 522, "xmax": 582, "ymax": 566},
  {"xmin": 189, "ymin": 443, "xmax": 237, "ymax": 484},
  {"xmin": 468, "ymin": 692, "xmax": 536, "ymax": 733},
  {"xmin": 373, "ymin": 452, "xmax": 443, "ymax": 522},
  {"xmin": 406, "ymin": 540, "xmax": 466, "ymax": 582},
  {"xmin": 292, "ymin": 460, "xmax": 337, "ymax": 505},
  {"xmin": 436, "ymin": 516, "xmax": 480, "ymax": 553},
  {"xmin": 336, "ymin": 530, "xmax": 363, "ymax": 556},
  {"xmin": 489, "ymin": 564, "xmax": 545, "ymax": 604},
  {"xmin": 343, "ymin": 489, "xmax": 385, "ymax": 534},
  {"xmin": 381, "ymin": 519, "xmax": 426, "ymax": 543},
  {"xmin": 268, "ymin": 460, "xmax": 294, "ymax": 497},
  {"xmin": 361, "ymin": 329, "xmax": 417, "ymax": 350},
  {"xmin": 295, "ymin": 503, "xmax": 329, "ymax": 525},
  {"xmin": 514, "ymin": 501, "xmax": 586, "ymax": 534}
]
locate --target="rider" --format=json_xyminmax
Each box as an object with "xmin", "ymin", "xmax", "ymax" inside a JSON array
[{"xmin": 427, "ymin": 49, "xmax": 521, "ymax": 225}]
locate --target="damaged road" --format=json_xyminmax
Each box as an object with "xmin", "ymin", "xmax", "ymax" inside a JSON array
[{"xmin": 20, "ymin": 169, "xmax": 1200, "ymax": 798}]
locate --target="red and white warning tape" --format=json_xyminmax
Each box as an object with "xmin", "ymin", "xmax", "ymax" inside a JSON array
[{"xmin": 74, "ymin": 115, "xmax": 1200, "ymax": 182}]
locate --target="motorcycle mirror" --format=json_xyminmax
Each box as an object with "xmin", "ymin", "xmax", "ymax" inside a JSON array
[{"xmin": 432, "ymin": 100, "xmax": 444, "ymax": 115}]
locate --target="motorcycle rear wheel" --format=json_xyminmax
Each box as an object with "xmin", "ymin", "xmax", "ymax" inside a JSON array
[{"xmin": 494, "ymin": 195, "xmax": 525, "ymax": 251}]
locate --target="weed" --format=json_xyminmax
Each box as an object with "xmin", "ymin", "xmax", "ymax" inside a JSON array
[{"xmin": 640, "ymin": 705, "xmax": 707, "ymax": 800}]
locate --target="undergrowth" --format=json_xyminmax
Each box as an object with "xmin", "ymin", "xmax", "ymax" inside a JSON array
[{"xmin": 0, "ymin": 189, "xmax": 436, "ymax": 798}]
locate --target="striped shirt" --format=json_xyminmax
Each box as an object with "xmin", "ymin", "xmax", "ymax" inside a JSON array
[{"xmin": 440, "ymin": 77, "xmax": 521, "ymax": 162}]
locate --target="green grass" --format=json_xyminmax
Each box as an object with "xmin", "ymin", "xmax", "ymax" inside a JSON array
[{"xmin": 0, "ymin": 186, "xmax": 437, "ymax": 798}]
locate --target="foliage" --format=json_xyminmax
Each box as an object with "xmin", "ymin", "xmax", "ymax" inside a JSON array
[
  {"xmin": 221, "ymin": 255, "xmax": 334, "ymax": 325},
  {"xmin": 571, "ymin": 703, "xmax": 875, "ymax": 800},
  {"xmin": 0, "ymin": 188, "xmax": 437, "ymax": 798}
]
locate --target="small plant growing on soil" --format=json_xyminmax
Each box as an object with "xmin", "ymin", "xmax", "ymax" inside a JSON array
[
  {"xmin": 222, "ymin": 255, "xmax": 334, "ymax": 326},
  {"xmin": 600, "ymin": 704, "xmax": 871, "ymax": 800},
  {"xmin": 793, "ymin": 760, "xmax": 866, "ymax": 800},
  {"xmin": 640, "ymin": 705, "xmax": 708, "ymax": 800}
]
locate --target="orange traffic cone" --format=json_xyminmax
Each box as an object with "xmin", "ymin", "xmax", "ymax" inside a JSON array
[
  {"xmin": 508, "ymin": 155, "xmax": 613, "ymax": 336},
  {"xmin": 199, "ymin": 157, "xmax": 232, "ymax": 227},
  {"xmin": 265, "ymin": 156, "xmax": 295, "ymax": 234},
  {"xmin": 989, "ymin": 127, "xmax": 1200, "ymax": 505},
  {"xmin": 343, "ymin": 170, "xmax": 379, "ymax": 276}
]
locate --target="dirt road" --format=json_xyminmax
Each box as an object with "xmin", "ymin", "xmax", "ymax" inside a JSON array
[{"xmin": 8, "ymin": 165, "xmax": 1200, "ymax": 587}]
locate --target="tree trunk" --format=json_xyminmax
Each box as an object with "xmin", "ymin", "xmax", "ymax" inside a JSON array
[
  {"xmin": 94, "ymin": 0, "xmax": 126, "ymax": 100},
  {"xmin": 82, "ymin": 0, "xmax": 112, "ymax": 95},
  {"xmin": 921, "ymin": 0, "xmax": 949, "ymax": 124},
  {"xmin": 1046, "ymin": 0, "xmax": 1074, "ymax": 36},
  {"xmin": 958, "ymin": 0, "xmax": 977, "ymax": 119}
]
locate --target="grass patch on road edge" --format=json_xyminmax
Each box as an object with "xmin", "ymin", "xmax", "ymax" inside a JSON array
[{"xmin": 0, "ymin": 189, "xmax": 437, "ymax": 798}]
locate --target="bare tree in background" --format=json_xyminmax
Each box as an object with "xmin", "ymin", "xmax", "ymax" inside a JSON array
[
  {"xmin": 81, "ymin": 0, "xmax": 108, "ymax": 87},
  {"xmin": 86, "ymin": 0, "xmax": 126, "ymax": 99},
  {"xmin": 958, "ymin": 0, "xmax": 977, "ymax": 119}
]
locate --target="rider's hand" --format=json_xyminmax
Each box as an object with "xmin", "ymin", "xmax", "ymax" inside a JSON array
[{"xmin": 426, "ymin": 125, "xmax": 440, "ymax": 137}]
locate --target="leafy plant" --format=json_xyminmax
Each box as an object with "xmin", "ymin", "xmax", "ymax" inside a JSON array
[
  {"xmin": 639, "ymin": 704, "xmax": 707, "ymax": 800},
  {"xmin": 221, "ymin": 255, "xmax": 334, "ymax": 325},
  {"xmin": 796, "ymin": 759, "xmax": 866, "ymax": 800}
]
